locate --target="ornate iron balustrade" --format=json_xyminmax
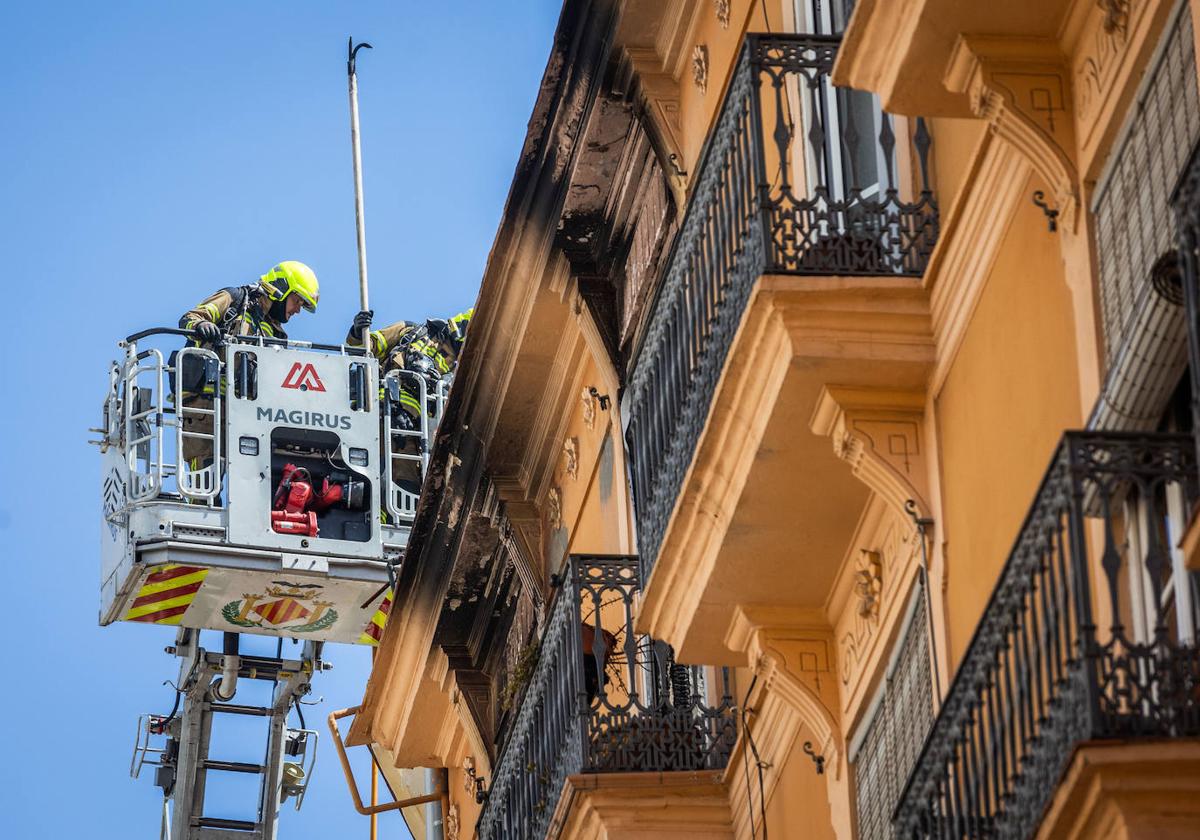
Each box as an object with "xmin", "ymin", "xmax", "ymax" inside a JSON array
[
  {"xmin": 477, "ymin": 555, "xmax": 736, "ymax": 840},
  {"xmin": 626, "ymin": 33, "xmax": 937, "ymax": 581},
  {"xmin": 895, "ymin": 432, "xmax": 1200, "ymax": 839}
]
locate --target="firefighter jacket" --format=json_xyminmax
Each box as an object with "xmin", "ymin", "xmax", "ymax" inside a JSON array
[
  {"xmin": 179, "ymin": 286, "xmax": 288, "ymax": 342},
  {"xmin": 345, "ymin": 321, "xmax": 457, "ymax": 376},
  {"xmin": 346, "ymin": 320, "xmax": 460, "ymax": 420}
]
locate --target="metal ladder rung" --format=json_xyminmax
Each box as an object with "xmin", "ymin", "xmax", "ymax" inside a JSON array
[
  {"xmin": 195, "ymin": 817, "xmax": 260, "ymax": 830},
  {"xmin": 209, "ymin": 703, "xmax": 272, "ymax": 717},
  {"xmin": 193, "ymin": 816, "xmax": 264, "ymax": 839},
  {"xmin": 202, "ymin": 759, "xmax": 263, "ymax": 774}
]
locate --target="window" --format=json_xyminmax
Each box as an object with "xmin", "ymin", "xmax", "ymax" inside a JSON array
[
  {"xmin": 1123, "ymin": 382, "xmax": 1200, "ymax": 644},
  {"xmin": 793, "ymin": 0, "xmax": 891, "ymax": 204},
  {"xmin": 850, "ymin": 579, "xmax": 935, "ymax": 840},
  {"xmin": 1093, "ymin": 3, "xmax": 1199, "ymax": 367}
]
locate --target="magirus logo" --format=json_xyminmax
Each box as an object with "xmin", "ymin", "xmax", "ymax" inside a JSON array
[
  {"xmin": 281, "ymin": 362, "xmax": 326, "ymax": 392},
  {"xmin": 257, "ymin": 407, "xmax": 352, "ymax": 430}
]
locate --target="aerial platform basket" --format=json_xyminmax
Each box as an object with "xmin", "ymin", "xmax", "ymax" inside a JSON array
[{"xmin": 96, "ymin": 329, "xmax": 445, "ymax": 646}]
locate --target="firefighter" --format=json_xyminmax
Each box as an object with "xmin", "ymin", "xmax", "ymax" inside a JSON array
[
  {"xmin": 177, "ymin": 261, "xmax": 321, "ymax": 468},
  {"xmin": 345, "ymin": 307, "xmax": 472, "ymax": 497}
]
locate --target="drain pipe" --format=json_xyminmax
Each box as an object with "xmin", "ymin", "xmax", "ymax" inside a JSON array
[{"xmin": 212, "ymin": 632, "xmax": 240, "ymax": 701}]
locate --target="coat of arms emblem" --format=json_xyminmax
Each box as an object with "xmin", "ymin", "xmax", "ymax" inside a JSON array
[{"xmin": 221, "ymin": 580, "xmax": 338, "ymax": 633}]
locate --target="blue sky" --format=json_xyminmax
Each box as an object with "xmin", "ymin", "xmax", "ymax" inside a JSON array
[{"xmin": 0, "ymin": 2, "xmax": 560, "ymax": 837}]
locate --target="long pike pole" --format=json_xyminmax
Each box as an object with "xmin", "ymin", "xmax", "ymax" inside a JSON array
[
  {"xmin": 348, "ymin": 37, "xmax": 373, "ymax": 349},
  {"xmin": 348, "ymin": 40, "xmax": 377, "ymax": 840}
]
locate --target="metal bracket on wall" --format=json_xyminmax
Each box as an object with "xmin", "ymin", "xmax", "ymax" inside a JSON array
[
  {"xmin": 803, "ymin": 741, "xmax": 825, "ymax": 775},
  {"xmin": 1031, "ymin": 190, "xmax": 1059, "ymax": 232}
]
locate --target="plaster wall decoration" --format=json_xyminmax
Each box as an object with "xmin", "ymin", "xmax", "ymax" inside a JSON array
[
  {"xmin": 1075, "ymin": 0, "xmax": 1145, "ymax": 139},
  {"xmin": 1099, "ymin": 0, "xmax": 1130, "ymax": 34},
  {"xmin": 562, "ymin": 437, "xmax": 579, "ymax": 481},
  {"xmin": 462, "ymin": 757, "xmax": 476, "ymax": 794},
  {"xmin": 854, "ymin": 550, "xmax": 883, "ymax": 619},
  {"xmin": 692, "ymin": 44, "xmax": 709, "ymax": 94},
  {"xmin": 714, "ymin": 0, "xmax": 731, "ymax": 29},
  {"xmin": 445, "ymin": 804, "xmax": 460, "ymax": 840},
  {"xmin": 945, "ymin": 37, "xmax": 1080, "ymax": 231},
  {"xmin": 580, "ymin": 386, "xmax": 597, "ymax": 431},
  {"xmin": 546, "ymin": 486, "xmax": 563, "ymax": 531},
  {"xmin": 836, "ymin": 512, "xmax": 918, "ymax": 707}
]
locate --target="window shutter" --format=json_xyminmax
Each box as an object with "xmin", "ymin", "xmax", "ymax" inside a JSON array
[{"xmin": 853, "ymin": 579, "xmax": 935, "ymax": 840}]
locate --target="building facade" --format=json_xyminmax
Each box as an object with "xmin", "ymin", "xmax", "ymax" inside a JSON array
[{"xmin": 343, "ymin": 0, "xmax": 1200, "ymax": 837}]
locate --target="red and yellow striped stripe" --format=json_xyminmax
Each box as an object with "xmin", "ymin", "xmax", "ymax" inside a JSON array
[
  {"xmin": 358, "ymin": 589, "xmax": 393, "ymax": 645},
  {"xmin": 254, "ymin": 597, "xmax": 310, "ymax": 626},
  {"xmin": 125, "ymin": 564, "xmax": 209, "ymax": 625}
]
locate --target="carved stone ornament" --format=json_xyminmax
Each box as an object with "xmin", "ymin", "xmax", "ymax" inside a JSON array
[
  {"xmin": 1099, "ymin": 0, "xmax": 1129, "ymax": 34},
  {"xmin": 714, "ymin": 0, "xmax": 730, "ymax": 29},
  {"xmin": 462, "ymin": 757, "xmax": 476, "ymax": 794},
  {"xmin": 581, "ymin": 386, "xmax": 597, "ymax": 431},
  {"xmin": 563, "ymin": 437, "xmax": 579, "ymax": 481},
  {"xmin": 547, "ymin": 486, "xmax": 563, "ymax": 531},
  {"xmin": 1076, "ymin": 0, "xmax": 1141, "ymax": 137},
  {"xmin": 854, "ymin": 550, "xmax": 883, "ymax": 620},
  {"xmin": 692, "ymin": 44, "xmax": 709, "ymax": 94},
  {"xmin": 837, "ymin": 511, "xmax": 918, "ymax": 697},
  {"xmin": 445, "ymin": 804, "xmax": 460, "ymax": 840}
]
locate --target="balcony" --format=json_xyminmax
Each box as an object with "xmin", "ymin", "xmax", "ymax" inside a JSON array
[
  {"xmin": 896, "ymin": 431, "xmax": 1200, "ymax": 838},
  {"xmin": 476, "ymin": 555, "xmax": 737, "ymax": 840},
  {"xmin": 626, "ymin": 32, "xmax": 938, "ymax": 584}
]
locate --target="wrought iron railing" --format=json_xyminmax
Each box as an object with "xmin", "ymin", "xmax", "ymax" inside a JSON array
[
  {"xmin": 626, "ymin": 33, "xmax": 937, "ymax": 580},
  {"xmin": 477, "ymin": 555, "xmax": 736, "ymax": 840},
  {"xmin": 895, "ymin": 432, "xmax": 1200, "ymax": 839}
]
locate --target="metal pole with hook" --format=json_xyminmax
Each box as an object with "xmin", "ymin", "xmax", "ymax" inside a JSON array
[{"xmin": 347, "ymin": 37, "xmax": 373, "ymax": 349}]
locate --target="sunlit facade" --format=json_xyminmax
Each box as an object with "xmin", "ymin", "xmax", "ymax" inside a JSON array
[{"xmin": 346, "ymin": 1, "xmax": 1200, "ymax": 837}]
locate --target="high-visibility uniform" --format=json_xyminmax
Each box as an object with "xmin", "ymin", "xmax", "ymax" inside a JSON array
[
  {"xmin": 346, "ymin": 311, "xmax": 471, "ymax": 494},
  {"xmin": 180, "ymin": 286, "xmax": 289, "ymax": 345},
  {"xmin": 177, "ymin": 286, "xmax": 287, "ymax": 464},
  {"xmin": 345, "ymin": 318, "xmax": 465, "ymax": 420}
]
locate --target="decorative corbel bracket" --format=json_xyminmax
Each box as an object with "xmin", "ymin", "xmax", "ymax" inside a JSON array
[
  {"xmin": 810, "ymin": 386, "xmax": 931, "ymax": 521},
  {"xmin": 725, "ymin": 605, "xmax": 844, "ymax": 780},
  {"xmin": 944, "ymin": 36, "xmax": 1080, "ymax": 233}
]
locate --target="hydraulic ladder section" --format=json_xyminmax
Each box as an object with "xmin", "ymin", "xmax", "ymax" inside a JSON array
[{"xmin": 131, "ymin": 629, "xmax": 322, "ymax": 840}]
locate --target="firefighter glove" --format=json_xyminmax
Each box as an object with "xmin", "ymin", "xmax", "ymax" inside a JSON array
[
  {"xmin": 425, "ymin": 318, "xmax": 450, "ymax": 341},
  {"xmin": 352, "ymin": 309, "xmax": 374, "ymax": 332},
  {"xmin": 195, "ymin": 321, "xmax": 221, "ymax": 343}
]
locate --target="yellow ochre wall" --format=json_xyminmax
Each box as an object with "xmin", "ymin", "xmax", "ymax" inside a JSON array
[{"xmin": 933, "ymin": 171, "xmax": 1083, "ymax": 666}]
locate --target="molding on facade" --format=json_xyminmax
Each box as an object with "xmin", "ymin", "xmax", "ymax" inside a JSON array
[
  {"xmin": 925, "ymin": 133, "xmax": 1031, "ymax": 396},
  {"xmin": 944, "ymin": 35, "xmax": 1081, "ymax": 231},
  {"xmin": 692, "ymin": 44, "xmax": 710, "ymax": 94},
  {"xmin": 1036, "ymin": 740, "xmax": 1200, "ymax": 838},
  {"xmin": 724, "ymin": 606, "xmax": 856, "ymax": 840},
  {"xmin": 725, "ymin": 607, "xmax": 841, "ymax": 758},
  {"xmin": 810, "ymin": 385, "xmax": 932, "ymax": 520},
  {"xmin": 635, "ymin": 292, "xmax": 793, "ymax": 654},
  {"xmin": 551, "ymin": 770, "xmax": 733, "ymax": 838},
  {"xmin": 770, "ymin": 277, "xmax": 935, "ymax": 365},
  {"xmin": 826, "ymin": 496, "xmax": 929, "ymax": 729}
]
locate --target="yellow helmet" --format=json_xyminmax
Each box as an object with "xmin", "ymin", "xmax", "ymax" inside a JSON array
[{"xmin": 259, "ymin": 261, "xmax": 320, "ymax": 313}]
